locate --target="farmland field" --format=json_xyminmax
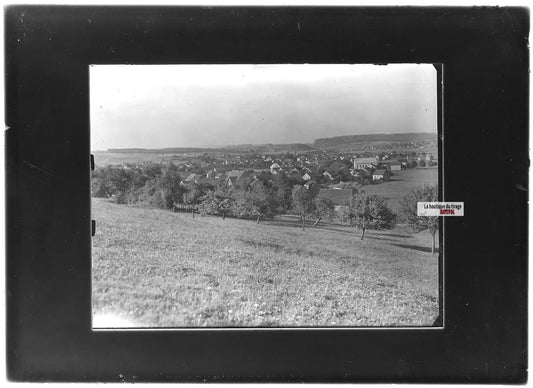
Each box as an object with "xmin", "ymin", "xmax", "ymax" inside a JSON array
[
  {"xmin": 92, "ymin": 151, "xmax": 188, "ymax": 167},
  {"xmin": 360, "ymin": 168, "xmax": 439, "ymax": 211},
  {"xmin": 92, "ymin": 198, "xmax": 440, "ymax": 328}
]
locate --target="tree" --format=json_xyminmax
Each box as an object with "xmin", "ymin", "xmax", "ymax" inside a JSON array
[
  {"xmin": 156, "ymin": 163, "xmax": 186, "ymax": 209},
  {"xmin": 109, "ymin": 167, "xmax": 133, "ymax": 194},
  {"xmin": 255, "ymin": 171, "xmax": 274, "ymax": 190},
  {"xmin": 91, "ymin": 166, "xmax": 116, "ymax": 198},
  {"xmin": 183, "ymin": 185, "xmax": 204, "ymax": 218},
  {"xmin": 291, "ymin": 185, "xmax": 314, "ymax": 231},
  {"xmin": 98, "ymin": 167, "xmax": 138, "ymax": 204},
  {"xmin": 327, "ymin": 161, "xmax": 351, "ymax": 182},
  {"xmin": 142, "ymin": 163, "xmax": 163, "ymax": 180},
  {"xmin": 341, "ymin": 192, "xmax": 396, "ymax": 240},
  {"xmin": 198, "ymin": 190, "xmax": 232, "ymax": 220},
  {"xmin": 232, "ymin": 185, "xmax": 272, "ymax": 223},
  {"xmin": 312, "ymin": 196, "xmax": 335, "ymax": 227},
  {"xmin": 400, "ymin": 184, "xmax": 439, "ymax": 254},
  {"xmin": 407, "ymin": 160, "xmax": 418, "ymax": 169},
  {"xmin": 271, "ymin": 173, "xmax": 293, "ymax": 213}
]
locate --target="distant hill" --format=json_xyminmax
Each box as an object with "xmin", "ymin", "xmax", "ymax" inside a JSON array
[
  {"xmin": 106, "ymin": 143, "xmax": 315, "ymax": 154},
  {"xmin": 275, "ymin": 143, "xmax": 315, "ymax": 151},
  {"xmin": 223, "ymin": 143, "xmax": 314, "ymax": 151},
  {"xmin": 314, "ymin": 133, "xmax": 437, "ymax": 149},
  {"xmin": 102, "ymin": 133, "xmax": 435, "ymax": 154}
]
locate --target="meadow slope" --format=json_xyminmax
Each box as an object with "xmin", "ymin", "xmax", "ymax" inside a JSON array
[{"xmin": 92, "ymin": 198, "xmax": 439, "ymax": 328}]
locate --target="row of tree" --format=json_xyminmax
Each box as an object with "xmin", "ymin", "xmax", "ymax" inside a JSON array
[
  {"xmin": 92, "ymin": 163, "xmax": 309, "ymax": 213},
  {"xmin": 175, "ymin": 184, "xmax": 439, "ymax": 254},
  {"xmin": 93, "ymin": 163, "xmax": 439, "ymax": 253},
  {"xmin": 292, "ymin": 185, "xmax": 438, "ymax": 254}
]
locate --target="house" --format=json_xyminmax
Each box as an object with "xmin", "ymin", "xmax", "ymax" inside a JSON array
[
  {"xmin": 390, "ymin": 162, "xmax": 401, "ymax": 171},
  {"xmin": 353, "ymin": 157, "xmax": 378, "ymax": 170},
  {"xmin": 270, "ymin": 162, "xmax": 281, "ymax": 174},
  {"xmin": 227, "ymin": 170, "xmax": 241, "ymax": 185},
  {"xmin": 317, "ymin": 188, "xmax": 354, "ymax": 210},
  {"xmin": 322, "ymin": 171, "xmax": 334, "ymax": 181},
  {"xmin": 372, "ymin": 169, "xmax": 391, "ymax": 181},
  {"xmin": 303, "ymin": 180, "xmax": 316, "ymax": 190},
  {"xmin": 185, "ymin": 173, "xmax": 202, "ymax": 184},
  {"xmin": 206, "ymin": 169, "xmax": 218, "ymax": 179},
  {"xmin": 288, "ymin": 168, "xmax": 302, "ymax": 180},
  {"xmin": 352, "ymin": 167, "xmax": 372, "ymax": 179},
  {"xmin": 302, "ymin": 173, "xmax": 311, "ymax": 181},
  {"xmin": 379, "ymin": 160, "xmax": 402, "ymax": 171},
  {"xmin": 226, "ymin": 170, "xmax": 254, "ymax": 189}
]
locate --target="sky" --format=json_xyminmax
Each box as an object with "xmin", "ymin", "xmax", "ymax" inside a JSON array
[{"xmin": 90, "ymin": 64, "xmax": 437, "ymax": 150}]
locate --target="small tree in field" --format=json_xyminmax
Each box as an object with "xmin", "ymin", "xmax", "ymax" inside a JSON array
[
  {"xmin": 183, "ymin": 186, "xmax": 203, "ymax": 218},
  {"xmin": 216, "ymin": 195, "xmax": 232, "ymax": 220},
  {"xmin": 198, "ymin": 190, "xmax": 232, "ymax": 220},
  {"xmin": 341, "ymin": 192, "xmax": 396, "ymax": 240},
  {"xmin": 232, "ymin": 185, "xmax": 272, "ymax": 223},
  {"xmin": 157, "ymin": 163, "xmax": 186, "ymax": 209},
  {"xmin": 407, "ymin": 160, "xmax": 417, "ymax": 169},
  {"xmin": 400, "ymin": 184, "xmax": 439, "ymax": 254},
  {"xmin": 312, "ymin": 197, "xmax": 335, "ymax": 227},
  {"xmin": 291, "ymin": 185, "xmax": 314, "ymax": 231}
]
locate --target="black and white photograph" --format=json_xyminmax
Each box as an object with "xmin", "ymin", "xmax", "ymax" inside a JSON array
[
  {"xmin": 5, "ymin": 4, "xmax": 528, "ymax": 382},
  {"xmin": 90, "ymin": 64, "xmax": 441, "ymax": 328}
]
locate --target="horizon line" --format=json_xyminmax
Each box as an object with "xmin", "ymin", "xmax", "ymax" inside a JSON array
[{"xmin": 93, "ymin": 131, "xmax": 438, "ymax": 152}]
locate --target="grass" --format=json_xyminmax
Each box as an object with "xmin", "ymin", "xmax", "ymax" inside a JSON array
[
  {"xmin": 92, "ymin": 198, "xmax": 439, "ymax": 328},
  {"xmin": 360, "ymin": 168, "xmax": 439, "ymax": 211}
]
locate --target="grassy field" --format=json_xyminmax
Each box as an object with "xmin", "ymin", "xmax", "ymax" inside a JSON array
[
  {"xmin": 360, "ymin": 168, "xmax": 438, "ymax": 211},
  {"xmin": 92, "ymin": 198, "xmax": 439, "ymax": 328}
]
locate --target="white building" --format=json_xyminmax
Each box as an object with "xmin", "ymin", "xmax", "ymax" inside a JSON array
[{"xmin": 353, "ymin": 157, "xmax": 378, "ymax": 170}]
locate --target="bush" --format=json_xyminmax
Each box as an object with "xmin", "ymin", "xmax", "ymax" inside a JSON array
[
  {"xmin": 91, "ymin": 163, "xmax": 185, "ymax": 209},
  {"xmin": 340, "ymin": 192, "xmax": 396, "ymax": 240},
  {"xmin": 406, "ymin": 160, "xmax": 417, "ymax": 169},
  {"xmin": 198, "ymin": 190, "xmax": 233, "ymax": 219},
  {"xmin": 232, "ymin": 185, "xmax": 273, "ymax": 223}
]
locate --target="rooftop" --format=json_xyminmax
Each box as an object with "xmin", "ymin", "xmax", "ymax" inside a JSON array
[{"xmin": 354, "ymin": 157, "xmax": 378, "ymax": 164}]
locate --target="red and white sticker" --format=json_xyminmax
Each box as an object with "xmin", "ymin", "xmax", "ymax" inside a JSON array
[{"xmin": 417, "ymin": 202, "xmax": 464, "ymax": 216}]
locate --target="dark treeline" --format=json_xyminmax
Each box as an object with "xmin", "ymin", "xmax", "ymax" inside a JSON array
[{"xmin": 92, "ymin": 162, "xmax": 322, "ymax": 223}]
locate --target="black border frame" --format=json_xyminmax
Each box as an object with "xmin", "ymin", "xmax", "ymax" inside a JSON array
[{"xmin": 5, "ymin": 6, "xmax": 529, "ymax": 382}]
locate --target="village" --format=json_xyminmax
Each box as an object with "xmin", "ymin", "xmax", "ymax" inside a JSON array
[{"xmin": 99, "ymin": 146, "xmax": 438, "ymax": 212}]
